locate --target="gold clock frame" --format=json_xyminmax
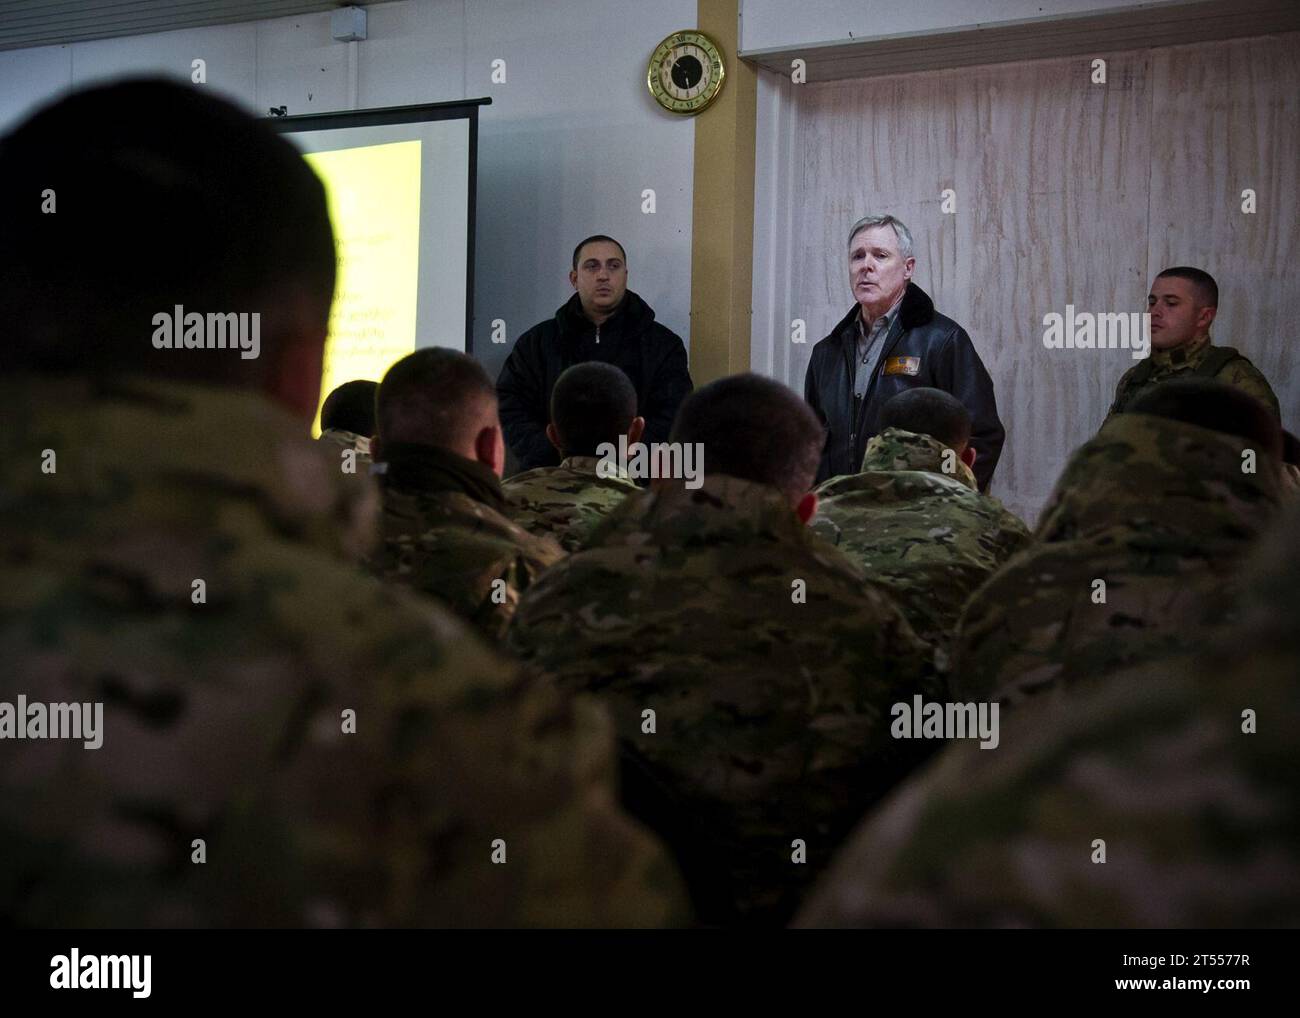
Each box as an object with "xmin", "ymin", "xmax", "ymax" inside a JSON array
[{"xmin": 646, "ymin": 29, "xmax": 726, "ymax": 116}]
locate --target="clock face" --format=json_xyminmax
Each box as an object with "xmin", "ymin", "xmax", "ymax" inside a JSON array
[{"xmin": 647, "ymin": 31, "xmax": 725, "ymax": 115}]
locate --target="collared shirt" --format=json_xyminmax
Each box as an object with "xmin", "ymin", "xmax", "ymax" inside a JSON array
[{"xmin": 853, "ymin": 292, "xmax": 905, "ymax": 400}]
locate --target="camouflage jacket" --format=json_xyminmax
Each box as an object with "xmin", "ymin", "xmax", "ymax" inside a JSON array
[
  {"xmin": 796, "ymin": 499, "xmax": 1300, "ymax": 928},
  {"xmin": 503, "ymin": 455, "xmax": 639, "ymax": 552},
  {"xmin": 812, "ymin": 428, "xmax": 1031, "ymax": 661},
  {"xmin": 953, "ymin": 411, "xmax": 1281, "ymax": 704},
  {"xmin": 369, "ymin": 442, "xmax": 564, "ymax": 641},
  {"xmin": 318, "ymin": 427, "xmax": 373, "ymax": 473},
  {"xmin": 507, "ymin": 474, "xmax": 938, "ymax": 926},
  {"xmin": 1106, "ymin": 336, "xmax": 1281, "ymax": 421},
  {"xmin": 0, "ymin": 374, "xmax": 687, "ymax": 928}
]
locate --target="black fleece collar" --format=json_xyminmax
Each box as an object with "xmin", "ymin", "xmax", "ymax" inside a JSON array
[
  {"xmin": 831, "ymin": 281, "xmax": 936, "ymax": 342},
  {"xmin": 379, "ymin": 441, "xmax": 507, "ymax": 511}
]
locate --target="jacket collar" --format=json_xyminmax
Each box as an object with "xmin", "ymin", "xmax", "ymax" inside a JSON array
[
  {"xmin": 831, "ymin": 280, "xmax": 936, "ymax": 343},
  {"xmin": 858, "ymin": 427, "xmax": 978, "ymax": 489},
  {"xmin": 1150, "ymin": 333, "xmax": 1212, "ymax": 370},
  {"xmin": 378, "ymin": 441, "xmax": 507, "ymax": 511},
  {"xmin": 599, "ymin": 474, "xmax": 807, "ymax": 547},
  {"xmin": 1038, "ymin": 412, "xmax": 1280, "ymax": 545},
  {"xmin": 560, "ymin": 455, "xmax": 635, "ymax": 483},
  {"xmin": 555, "ymin": 289, "xmax": 653, "ymax": 339},
  {"xmin": 3, "ymin": 372, "xmax": 378, "ymax": 561}
]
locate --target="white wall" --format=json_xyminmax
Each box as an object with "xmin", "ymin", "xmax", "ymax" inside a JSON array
[{"xmin": 0, "ymin": 0, "xmax": 697, "ymax": 383}]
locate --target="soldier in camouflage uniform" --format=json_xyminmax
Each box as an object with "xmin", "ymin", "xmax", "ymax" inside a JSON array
[
  {"xmin": 368, "ymin": 349, "xmax": 564, "ymax": 640},
  {"xmin": 796, "ymin": 497, "xmax": 1300, "ymax": 928},
  {"xmin": 318, "ymin": 379, "xmax": 377, "ymax": 473},
  {"xmin": 1105, "ymin": 266, "xmax": 1280, "ymax": 422},
  {"xmin": 503, "ymin": 362, "xmax": 643, "ymax": 551},
  {"xmin": 811, "ymin": 389, "xmax": 1031, "ymax": 663},
  {"xmin": 508, "ymin": 374, "xmax": 938, "ymax": 926},
  {"xmin": 953, "ymin": 379, "xmax": 1283, "ymax": 705},
  {"xmin": 0, "ymin": 79, "xmax": 687, "ymax": 928}
]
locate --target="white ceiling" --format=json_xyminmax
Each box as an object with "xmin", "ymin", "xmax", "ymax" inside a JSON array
[{"xmin": 0, "ymin": 0, "xmax": 349, "ymax": 52}]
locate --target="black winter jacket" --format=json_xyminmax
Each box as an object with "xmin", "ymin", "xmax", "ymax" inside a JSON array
[
  {"xmin": 496, "ymin": 290, "xmax": 693, "ymax": 471},
  {"xmin": 804, "ymin": 282, "xmax": 1005, "ymax": 489}
]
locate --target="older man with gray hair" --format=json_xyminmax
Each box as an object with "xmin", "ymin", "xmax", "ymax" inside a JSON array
[{"xmin": 804, "ymin": 214, "xmax": 1005, "ymax": 489}]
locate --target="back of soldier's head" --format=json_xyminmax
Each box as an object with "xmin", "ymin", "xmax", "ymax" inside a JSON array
[
  {"xmin": 321, "ymin": 380, "xmax": 379, "ymax": 438},
  {"xmin": 1127, "ymin": 378, "xmax": 1282, "ymax": 459},
  {"xmin": 878, "ymin": 387, "xmax": 972, "ymax": 451},
  {"xmin": 670, "ymin": 373, "xmax": 823, "ymax": 502},
  {"xmin": 550, "ymin": 362, "xmax": 637, "ymax": 457},
  {"xmin": 0, "ymin": 77, "xmax": 335, "ymax": 394},
  {"xmin": 377, "ymin": 348, "xmax": 497, "ymax": 452}
]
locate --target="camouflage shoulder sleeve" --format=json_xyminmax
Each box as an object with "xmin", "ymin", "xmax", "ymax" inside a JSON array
[
  {"xmin": 1216, "ymin": 356, "xmax": 1282, "ymax": 421},
  {"xmin": 794, "ymin": 654, "xmax": 1298, "ymax": 928},
  {"xmin": 1103, "ymin": 362, "xmax": 1144, "ymax": 420}
]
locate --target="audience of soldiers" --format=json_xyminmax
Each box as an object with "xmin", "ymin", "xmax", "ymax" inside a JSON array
[{"xmin": 1, "ymin": 79, "xmax": 1295, "ymax": 929}]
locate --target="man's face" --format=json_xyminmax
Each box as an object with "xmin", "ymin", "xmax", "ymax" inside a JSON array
[
  {"xmin": 569, "ymin": 241, "xmax": 628, "ymax": 316},
  {"xmin": 848, "ymin": 225, "xmax": 914, "ymax": 317},
  {"xmin": 1148, "ymin": 276, "xmax": 1215, "ymax": 351}
]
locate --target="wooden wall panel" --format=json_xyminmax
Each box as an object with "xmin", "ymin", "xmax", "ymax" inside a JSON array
[
  {"xmin": 776, "ymin": 33, "xmax": 1298, "ymax": 523},
  {"xmin": 1147, "ymin": 35, "xmax": 1299, "ymax": 428}
]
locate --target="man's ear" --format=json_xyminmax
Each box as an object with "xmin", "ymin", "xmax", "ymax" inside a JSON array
[
  {"xmin": 795, "ymin": 491, "xmax": 819, "ymax": 525},
  {"xmin": 545, "ymin": 422, "xmax": 564, "ymax": 453},
  {"xmin": 626, "ymin": 416, "xmax": 646, "ymax": 446},
  {"xmin": 960, "ymin": 445, "xmax": 977, "ymax": 469},
  {"xmin": 1197, "ymin": 305, "xmax": 1218, "ymax": 331},
  {"xmin": 474, "ymin": 425, "xmax": 505, "ymax": 477},
  {"xmin": 568, "ymin": 269, "xmax": 579, "ymax": 291},
  {"xmin": 262, "ymin": 314, "xmax": 326, "ymax": 426}
]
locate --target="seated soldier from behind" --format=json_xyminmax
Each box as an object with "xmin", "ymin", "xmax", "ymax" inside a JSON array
[
  {"xmin": 318, "ymin": 378, "xmax": 378, "ymax": 467},
  {"xmin": 798, "ymin": 496, "xmax": 1300, "ymax": 928},
  {"xmin": 0, "ymin": 78, "xmax": 684, "ymax": 928},
  {"xmin": 507, "ymin": 373, "xmax": 937, "ymax": 927},
  {"xmin": 368, "ymin": 348, "xmax": 564, "ymax": 640},
  {"xmin": 812, "ymin": 387, "xmax": 1031, "ymax": 665},
  {"xmin": 503, "ymin": 362, "xmax": 644, "ymax": 551},
  {"xmin": 954, "ymin": 377, "xmax": 1283, "ymax": 705},
  {"xmin": 1105, "ymin": 266, "xmax": 1280, "ymax": 422}
]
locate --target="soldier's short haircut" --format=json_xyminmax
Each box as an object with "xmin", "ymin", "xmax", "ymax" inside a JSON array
[
  {"xmin": 1128, "ymin": 378, "xmax": 1281, "ymax": 459},
  {"xmin": 321, "ymin": 379, "xmax": 379, "ymax": 438},
  {"xmin": 0, "ymin": 78, "xmax": 335, "ymax": 384},
  {"xmin": 847, "ymin": 214, "xmax": 914, "ymax": 260},
  {"xmin": 377, "ymin": 348, "xmax": 497, "ymax": 450},
  {"xmin": 550, "ymin": 362, "xmax": 638, "ymax": 457},
  {"xmin": 572, "ymin": 235, "xmax": 627, "ymax": 270},
  {"xmin": 878, "ymin": 387, "xmax": 972, "ymax": 451},
  {"xmin": 1155, "ymin": 266, "xmax": 1219, "ymax": 308},
  {"xmin": 670, "ymin": 373, "xmax": 824, "ymax": 500}
]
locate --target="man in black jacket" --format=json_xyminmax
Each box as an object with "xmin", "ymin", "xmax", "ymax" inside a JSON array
[
  {"xmin": 804, "ymin": 215, "xmax": 1005, "ymax": 490},
  {"xmin": 497, "ymin": 235, "xmax": 693, "ymax": 472}
]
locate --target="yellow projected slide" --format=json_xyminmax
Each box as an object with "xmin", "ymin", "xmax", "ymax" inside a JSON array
[{"xmin": 306, "ymin": 140, "xmax": 422, "ymax": 435}]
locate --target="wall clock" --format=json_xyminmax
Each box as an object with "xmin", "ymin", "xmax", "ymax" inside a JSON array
[{"xmin": 647, "ymin": 30, "xmax": 725, "ymax": 116}]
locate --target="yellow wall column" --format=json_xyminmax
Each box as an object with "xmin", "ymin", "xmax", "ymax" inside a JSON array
[{"xmin": 690, "ymin": 0, "xmax": 756, "ymax": 383}]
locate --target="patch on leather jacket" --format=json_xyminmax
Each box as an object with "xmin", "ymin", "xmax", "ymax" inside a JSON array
[{"xmin": 882, "ymin": 355, "xmax": 920, "ymax": 376}]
